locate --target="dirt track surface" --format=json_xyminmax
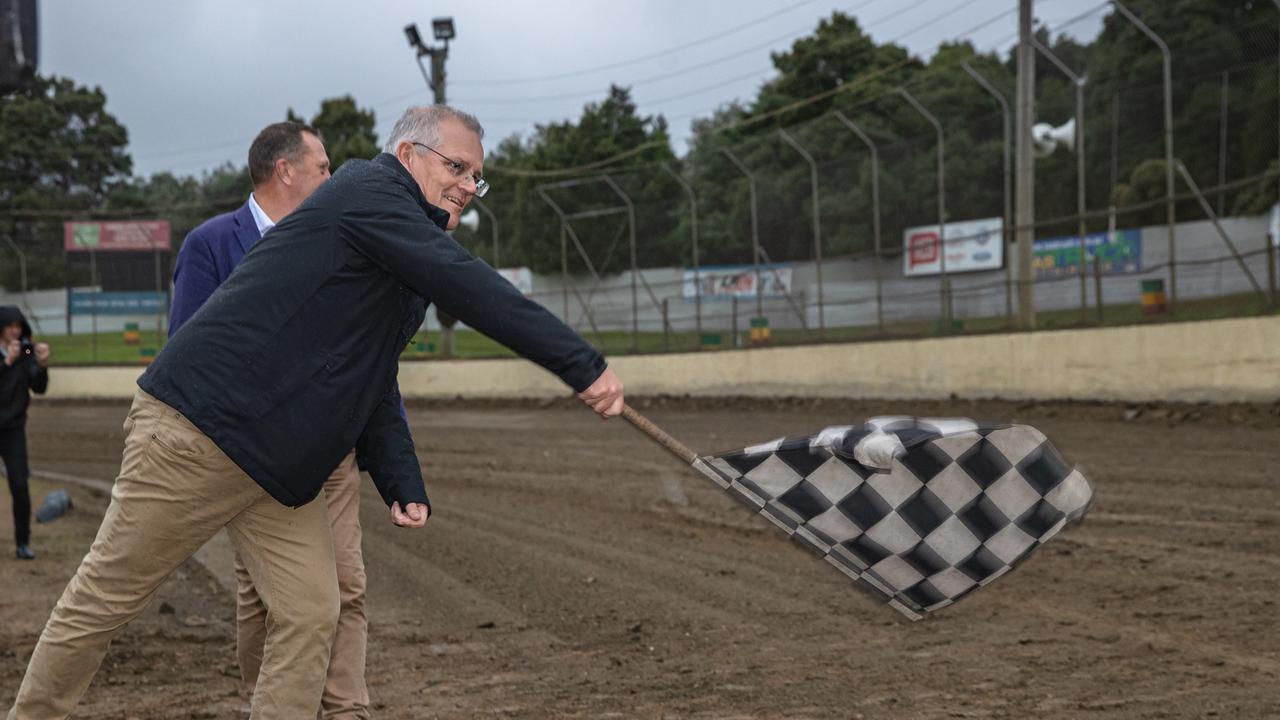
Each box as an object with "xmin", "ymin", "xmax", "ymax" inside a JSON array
[{"xmin": 2, "ymin": 397, "xmax": 1279, "ymax": 719}]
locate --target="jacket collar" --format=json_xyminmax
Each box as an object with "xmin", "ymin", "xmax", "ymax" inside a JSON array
[
  {"xmin": 232, "ymin": 201, "xmax": 261, "ymax": 254},
  {"xmin": 373, "ymin": 153, "xmax": 452, "ymax": 230}
]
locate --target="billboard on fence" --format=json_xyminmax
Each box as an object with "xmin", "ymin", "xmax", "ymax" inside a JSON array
[
  {"xmin": 1033, "ymin": 229, "xmax": 1142, "ymax": 279},
  {"xmin": 69, "ymin": 291, "xmax": 169, "ymax": 316},
  {"xmin": 902, "ymin": 217, "xmax": 1003, "ymax": 277},
  {"xmin": 63, "ymin": 221, "xmax": 171, "ymax": 252},
  {"xmin": 682, "ymin": 264, "xmax": 792, "ymax": 299}
]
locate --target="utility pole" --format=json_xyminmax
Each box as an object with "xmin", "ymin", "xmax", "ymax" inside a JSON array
[
  {"xmin": 1015, "ymin": 0, "xmax": 1037, "ymax": 329},
  {"xmin": 405, "ymin": 18, "xmax": 457, "ymax": 354}
]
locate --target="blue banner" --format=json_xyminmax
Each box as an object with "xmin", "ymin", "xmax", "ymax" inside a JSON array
[
  {"xmin": 69, "ymin": 291, "xmax": 169, "ymax": 315},
  {"xmin": 1033, "ymin": 229, "xmax": 1142, "ymax": 279}
]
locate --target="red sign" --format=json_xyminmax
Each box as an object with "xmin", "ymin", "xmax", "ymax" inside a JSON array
[
  {"xmin": 907, "ymin": 231, "xmax": 939, "ymax": 267},
  {"xmin": 63, "ymin": 221, "xmax": 171, "ymax": 252}
]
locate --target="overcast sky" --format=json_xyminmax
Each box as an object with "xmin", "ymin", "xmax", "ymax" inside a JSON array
[{"xmin": 39, "ymin": 0, "xmax": 1105, "ymax": 178}]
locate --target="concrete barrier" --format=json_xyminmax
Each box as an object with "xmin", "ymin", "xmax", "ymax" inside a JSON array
[{"xmin": 39, "ymin": 315, "xmax": 1280, "ymax": 404}]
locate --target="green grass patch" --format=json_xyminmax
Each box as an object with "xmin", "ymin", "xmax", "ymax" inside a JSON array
[{"xmin": 43, "ymin": 291, "xmax": 1277, "ymax": 366}]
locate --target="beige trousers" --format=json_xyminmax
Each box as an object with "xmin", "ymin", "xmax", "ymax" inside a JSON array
[
  {"xmin": 235, "ymin": 452, "xmax": 369, "ymax": 719},
  {"xmin": 7, "ymin": 390, "xmax": 339, "ymax": 720}
]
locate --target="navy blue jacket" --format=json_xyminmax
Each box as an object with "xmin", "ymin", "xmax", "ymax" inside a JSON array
[
  {"xmin": 168, "ymin": 201, "xmax": 260, "ymax": 334},
  {"xmin": 141, "ymin": 154, "xmax": 606, "ymax": 510}
]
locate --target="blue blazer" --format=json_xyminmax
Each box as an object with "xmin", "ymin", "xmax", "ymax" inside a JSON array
[{"xmin": 169, "ymin": 201, "xmax": 260, "ymax": 335}]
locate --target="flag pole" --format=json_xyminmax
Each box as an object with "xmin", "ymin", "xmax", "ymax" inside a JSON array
[{"xmin": 621, "ymin": 406, "xmax": 698, "ymax": 465}]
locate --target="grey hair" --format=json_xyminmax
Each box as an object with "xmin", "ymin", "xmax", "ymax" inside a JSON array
[{"xmin": 383, "ymin": 105, "xmax": 484, "ymax": 153}]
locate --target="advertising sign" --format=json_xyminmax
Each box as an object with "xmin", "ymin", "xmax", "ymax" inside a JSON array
[
  {"xmin": 682, "ymin": 264, "xmax": 792, "ymax": 299},
  {"xmin": 69, "ymin": 291, "xmax": 168, "ymax": 316},
  {"xmin": 1033, "ymin": 229, "xmax": 1142, "ymax": 279},
  {"xmin": 63, "ymin": 221, "xmax": 171, "ymax": 252},
  {"xmin": 902, "ymin": 217, "xmax": 1003, "ymax": 277}
]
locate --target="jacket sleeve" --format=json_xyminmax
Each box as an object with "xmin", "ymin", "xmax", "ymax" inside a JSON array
[
  {"xmin": 355, "ymin": 382, "xmax": 429, "ymax": 511},
  {"xmin": 169, "ymin": 230, "xmax": 220, "ymax": 337},
  {"xmin": 340, "ymin": 192, "xmax": 607, "ymax": 393}
]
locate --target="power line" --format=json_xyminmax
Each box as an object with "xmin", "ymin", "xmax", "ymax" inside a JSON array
[
  {"xmin": 448, "ymin": 0, "xmax": 830, "ymax": 87},
  {"xmin": 451, "ymin": 8, "xmax": 881, "ymax": 106},
  {"xmin": 888, "ymin": 0, "xmax": 988, "ymax": 43},
  {"xmin": 483, "ymin": 1, "xmax": 1115, "ymax": 179}
]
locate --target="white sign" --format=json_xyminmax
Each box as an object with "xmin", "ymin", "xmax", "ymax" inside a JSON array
[
  {"xmin": 682, "ymin": 264, "xmax": 792, "ymax": 299},
  {"xmin": 902, "ymin": 217, "xmax": 1004, "ymax": 277},
  {"xmin": 496, "ymin": 267, "xmax": 533, "ymax": 295}
]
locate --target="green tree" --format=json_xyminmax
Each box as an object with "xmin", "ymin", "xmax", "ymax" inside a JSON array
[
  {"xmin": 0, "ymin": 75, "xmax": 133, "ymax": 289},
  {"xmin": 291, "ymin": 95, "xmax": 379, "ymax": 171},
  {"xmin": 483, "ymin": 86, "xmax": 678, "ymax": 275}
]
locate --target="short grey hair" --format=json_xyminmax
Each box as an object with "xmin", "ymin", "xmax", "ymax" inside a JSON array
[{"xmin": 383, "ymin": 105, "xmax": 484, "ymax": 153}]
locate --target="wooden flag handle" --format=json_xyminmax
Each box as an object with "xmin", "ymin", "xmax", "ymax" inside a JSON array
[{"xmin": 621, "ymin": 405, "xmax": 698, "ymax": 465}]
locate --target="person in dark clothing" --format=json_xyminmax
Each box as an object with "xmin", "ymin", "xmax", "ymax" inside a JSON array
[
  {"xmin": 8, "ymin": 105, "xmax": 624, "ymax": 720},
  {"xmin": 0, "ymin": 305, "xmax": 49, "ymax": 560}
]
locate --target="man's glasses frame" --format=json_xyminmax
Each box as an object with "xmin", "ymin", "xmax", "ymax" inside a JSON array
[{"xmin": 411, "ymin": 142, "xmax": 489, "ymax": 197}]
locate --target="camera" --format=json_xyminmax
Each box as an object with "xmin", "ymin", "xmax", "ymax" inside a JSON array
[{"xmin": 20, "ymin": 337, "xmax": 34, "ymax": 356}]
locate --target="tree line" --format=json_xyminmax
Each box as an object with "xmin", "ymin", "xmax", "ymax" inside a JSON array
[{"xmin": 1, "ymin": 0, "xmax": 1275, "ymax": 291}]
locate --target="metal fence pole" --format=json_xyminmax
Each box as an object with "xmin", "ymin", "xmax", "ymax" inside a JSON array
[
  {"xmin": 961, "ymin": 62, "xmax": 1014, "ymax": 328},
  {"xmin": 663, "ymin": 164, "xmax": 701, "ymax": 338},
  {"xmin": 1269, "ymin": 240, "xmax": 1278, "ymax": 310},
  {"xmin": 834, "ymin": 112, "xmax": 884, "ymax": 335},
  {"xmin": 777, "ymin": 128, "xmax": 825, "ymax": 337},
  {"xmin": 559, "ymin": 222, "xmax": 568, "ymax": 320},
  {"xmin": 1273, "ymin": 0, "xmax": 1280, "ymax": 206},
  {"xmin": 1031, "ymin": 36, "xmax": 1089, "ymax": 325},
  {"xmin": 536, "ymin": 189, "xmax": 572, "ymax": 321},
  {"xmin": 1110, "ymin": 91, "xmax": 1120, "ymax": 238},
  {"xmin": 1016, "ymin": 0, "xmax": 1037, "ymax": 330},
  {"xmin": 731, "ymin": 296, "xmax": 739, "ymax": 347},
  {"xmin": 661, "ymin": 298, "xmax": 670, "ymax": 352},
  {"xmin": 1112, "ymin": 0, "xmax": 1177, "ymax": 313},
  {"xmin": 472, "ymin": 197, "xmax": 500, "ymax": 267},
  {"xmin": 1175, "ymin": 160, "xmax": 1268, "ymax": 303},
  {"xmin": 601, "ymin": 175, "xmax": 640, "ymax": 352},
  {"xmin": 153, "ymin": 248, "xmax": 164, "ymax": 345},
  {"xmin": 720, "ymin": 148, "xmax": 764, "ymax": 319},
  {"xmin": 1093, "ymin": 256, "xmax": 1104, "ymax": 325},
  {"xmin": 897, "ymin": 87, "xmax": 951, "ymax": 327},
  {"xmin": 1218, "ymin": 71, "xmax": 1229, "ymax": 217}
]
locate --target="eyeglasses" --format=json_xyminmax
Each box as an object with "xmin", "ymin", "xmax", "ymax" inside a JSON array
[{"xmin": 411, "ymin": 142, "xmax": 489, "ymax": 197}]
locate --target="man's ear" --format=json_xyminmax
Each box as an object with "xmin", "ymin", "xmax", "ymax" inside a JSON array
[
  {"xmin": 275, "ymin": 156, "xmax": 293, "ymax": 186},
  {"xmin": 395, "ymin": 141, "xmax": 414, "ymax": 168}
]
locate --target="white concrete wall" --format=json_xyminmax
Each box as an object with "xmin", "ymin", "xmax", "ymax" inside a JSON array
[{"xmin": 38, "ymin": 315, "xmax": 1280, "ymax": 404}]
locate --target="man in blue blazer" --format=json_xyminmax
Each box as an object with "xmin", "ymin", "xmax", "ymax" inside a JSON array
[
  {"xmin": 170, "ymin": 121, "xmax": 378, "ymax": 718},
  {"xmin": 170, "ymin": 122, "xmax": 330, "ymax": 331}
]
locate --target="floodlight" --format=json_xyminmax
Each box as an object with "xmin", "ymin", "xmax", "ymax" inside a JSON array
[
  {"xmin": 404, "ymin": 23, "xmax": 425, "ymax": 51},
  {"xmin": 432, "ymin": 18, "xmax": 455, "ymax": 41}
]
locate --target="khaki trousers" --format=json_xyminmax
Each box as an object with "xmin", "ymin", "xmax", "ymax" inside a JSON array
[
  {"xmin": 235, "ymin": 452, "xmax": 369, "ymax": 719},
  {"xmin": 7, "ymin": 390, "xmax": 339, "ymax": 720}
]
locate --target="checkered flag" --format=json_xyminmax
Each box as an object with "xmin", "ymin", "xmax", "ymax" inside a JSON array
[{"xmin": 624, "ymin": 410, "xmax": 1093, "ymax": 621}]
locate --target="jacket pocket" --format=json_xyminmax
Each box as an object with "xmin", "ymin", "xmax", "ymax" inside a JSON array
[{"xmin": 233, "ymin": 351, "xmax": 335, "ymax": 419}]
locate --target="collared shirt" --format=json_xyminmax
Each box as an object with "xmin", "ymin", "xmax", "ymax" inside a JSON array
[{"xmin": 247, "ymin": 193, "xmax": 276, "ymax": 236}]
